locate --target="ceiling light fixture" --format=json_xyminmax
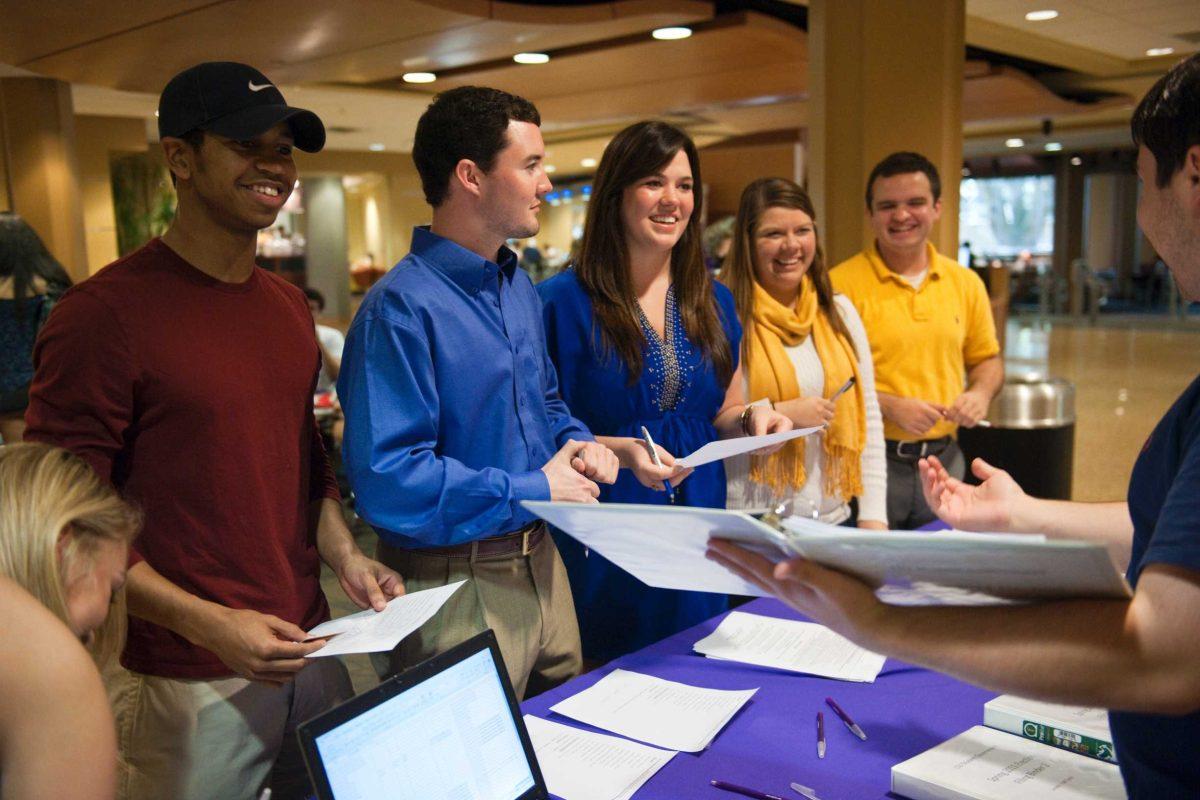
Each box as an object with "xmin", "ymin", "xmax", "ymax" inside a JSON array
[
  {"xmin": 545, "ymin": 164, "xmax": 557, "ymax": 173},
  {"xmin": 1044, "ymin": 142, "xmax": 1063, "ymax": 152},
  {"xmin": 652, "ymin": 27, "xmax": 692, "ymax": 41},
  {"xmin": 1146, "ymin": 47, "xmax": 1175, "ymax": 57},
  {"xmin": 368, "ymin": 143, "xmax": 386, "ymax": 152},
  {"xmin": 402, "ymin": 72, "xmax": 436, "ymax": 84},
  {"xmin": 1025, "ymin": 10, "xmax": 1058, "ymax": 22},
  {"xmin": 513, "ymin": 52, "xmax": 550, "ymax": 64},
  {"xmin": 581, "ymin": 157, "xmax": 598, "ymax": 168},
  {"xmin": 1005, "ymin": 138, "xmax": 1025, "ymax": 148},
  {"xmin": 1070, "ymin": 156, "xmax": 1083, "ymax": 166}
]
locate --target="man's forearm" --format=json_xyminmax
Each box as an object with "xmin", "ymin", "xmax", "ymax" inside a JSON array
[
  {"xmin": 965, "ymin": 355, "xmax": 1004, "ymax": 400},
  {"xmin": 125, "ymin": 561, "xmax": 226, "ymax": 647},
  {"xmin": 314, "ymin": 497, "xmax": 358, "ymax": 572},
  {"xmin": 1013, "ymin": 497, "xmax": 1133, "ymax": 570},
  {"xmin": 876, "ymin": 391, "xmax": 900, "ymax": 423}
]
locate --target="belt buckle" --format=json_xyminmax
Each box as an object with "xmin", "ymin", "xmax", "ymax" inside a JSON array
[
  {"xmin": 897, "ymin": 440, "xmax": 925, "ymax": 459},
  {"xmin": 521, "ymin": 529, "xmax": 533, "ymax": 556}
]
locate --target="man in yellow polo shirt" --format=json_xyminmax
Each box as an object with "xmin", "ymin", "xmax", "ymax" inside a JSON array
[{"xmin": 832, "ymin": 151, "xmax": 1003, "ymax": 528}]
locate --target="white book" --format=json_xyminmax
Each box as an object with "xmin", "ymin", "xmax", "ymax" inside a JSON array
[
  {"xmin": 522, "ymin": 501, "xmax": 1132, "ymax": 603},
  {"xmin": 891, "ymin": 725, "xmax": 1126, "ymax": 800},
  {"xmin": 984, "ymin": 695, "xmax": 1116, "ymax": 763}
]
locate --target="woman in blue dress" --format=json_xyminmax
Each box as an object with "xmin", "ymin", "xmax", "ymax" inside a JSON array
[{"xmin": 538, "ymin": 121, "xmax": 792, "ymax": 660}]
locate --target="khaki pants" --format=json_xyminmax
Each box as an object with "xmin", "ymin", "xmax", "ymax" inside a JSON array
[
  {"xmin": 108, "ymin": 657, "xmax": 352, "ymax": 800},
  {"xmin": 373, "ymin": 532, "xmax": 582, "ymax": 699}
]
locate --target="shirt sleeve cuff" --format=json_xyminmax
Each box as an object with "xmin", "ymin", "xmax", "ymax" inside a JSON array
[{"xmin": 512, "ymin": 469, "xmax": 551, "ymax": 503}]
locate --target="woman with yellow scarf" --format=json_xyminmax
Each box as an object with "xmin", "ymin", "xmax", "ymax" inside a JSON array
[{"xmin": 720, "ymin": 178, "xmax": 887, "ymax": 528}]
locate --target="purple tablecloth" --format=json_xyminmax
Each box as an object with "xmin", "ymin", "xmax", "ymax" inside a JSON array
[{"xmin": 521, "ymin": 598, "xmax": 996, "ymax": 800}]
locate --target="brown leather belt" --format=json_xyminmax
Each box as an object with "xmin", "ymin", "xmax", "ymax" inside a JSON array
[{"xmin": 409, "ymin": 521, "xmax": 546, "ymax": 559}]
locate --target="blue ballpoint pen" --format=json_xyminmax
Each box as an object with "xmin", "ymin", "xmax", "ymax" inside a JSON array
[{"xmin": 639, "ymin": 425, "xmax": 675, "ymax": 502}]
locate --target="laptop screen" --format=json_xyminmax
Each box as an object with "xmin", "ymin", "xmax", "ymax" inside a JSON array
[{"xmin": 312, "ymin": 646, "xmax": 538, "ymax": 799}]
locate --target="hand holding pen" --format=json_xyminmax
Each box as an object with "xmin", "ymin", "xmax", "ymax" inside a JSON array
[{"xmin": 638, "ymin": 426, "xmax": 690, "ymax": 502}]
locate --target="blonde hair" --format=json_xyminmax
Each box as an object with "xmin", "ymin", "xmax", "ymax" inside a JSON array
[{"xmin": 0, "ymin": 443, "xmax": 141, "ymax": 665}]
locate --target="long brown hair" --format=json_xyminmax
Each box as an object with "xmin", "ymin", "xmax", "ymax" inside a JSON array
[
  {"xmin": 721, "ymin": 177, "xmax": 856, "ymax": 366},
  {"xmin": 575, "ymin": 121, "xmax": 733, "ymax": 386}
]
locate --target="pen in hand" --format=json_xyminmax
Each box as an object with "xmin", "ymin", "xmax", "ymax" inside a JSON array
[
  {"xmin": 639, "ymin": 425, "xmax": 675, "ymax": 503},
  {"xmin": 829, "ymin": 376, "xmax": 856, "ymax": 403}
]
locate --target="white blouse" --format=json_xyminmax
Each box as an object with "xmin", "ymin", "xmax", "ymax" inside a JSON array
[{"xmin": 726, "ymin": 294, "xmax": 887, "ymax": 525}]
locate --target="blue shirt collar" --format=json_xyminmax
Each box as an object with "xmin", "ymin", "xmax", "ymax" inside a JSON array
[{"xmin": 411, "ymin": 226, "xmax": 519, "ymax": 293}]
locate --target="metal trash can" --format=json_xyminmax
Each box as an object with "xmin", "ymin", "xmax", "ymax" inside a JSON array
[{"xmin": 957, "ymin": 375, "xmax": 1076, "ymax": 499}]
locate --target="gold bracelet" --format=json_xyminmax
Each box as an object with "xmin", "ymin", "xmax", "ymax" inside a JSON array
[{"xmin": 739, "ymin": 404, "xmax": 755, "ymax": 436}]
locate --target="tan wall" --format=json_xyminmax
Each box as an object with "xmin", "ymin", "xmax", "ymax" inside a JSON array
[
  {"xmin": 74, "ymin": 115, "xmax": 151, "ymax": 273},
  {"xmin": 700, "ymin": 140, "xmax": 800, "ymax": 220}
]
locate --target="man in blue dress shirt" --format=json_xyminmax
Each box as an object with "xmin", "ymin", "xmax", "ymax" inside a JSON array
[
  {"xmin": 338, "ymin": 86, "xmax": 619, "ymax": 698},
  {"xmin": 709, "ymin": 53, "xmax": 1200, "ymax": 798}
]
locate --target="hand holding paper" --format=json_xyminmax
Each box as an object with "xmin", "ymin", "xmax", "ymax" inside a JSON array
[
  {"xmin": 305, "ymin": 580, "xmax": 465, "ymax": 658},
  {"xmin": 676, "ymin": 426, "xmax": 823, "ymax": 469}
]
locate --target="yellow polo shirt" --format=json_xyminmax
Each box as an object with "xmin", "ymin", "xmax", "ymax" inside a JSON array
[{"xmin": 831, "ymin": 242, "xmax": 999, "ymax": 442}]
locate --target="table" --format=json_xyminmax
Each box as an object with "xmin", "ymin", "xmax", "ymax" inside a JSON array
[{"xmin": 522, "ymin": 598, "xmax": 996, "ymax": 800}]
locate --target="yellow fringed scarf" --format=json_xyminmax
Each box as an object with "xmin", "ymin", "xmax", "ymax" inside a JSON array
[{"xmin": 746, "ymin": 276, "xmax": 865, "ymax": 500}]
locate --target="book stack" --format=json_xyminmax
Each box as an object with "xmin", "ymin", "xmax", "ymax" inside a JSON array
[{"xmin": 891, "ymin": 695, "xmax": 1126, "ymax": 800}]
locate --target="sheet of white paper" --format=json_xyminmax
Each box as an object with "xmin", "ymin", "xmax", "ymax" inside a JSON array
[
  {"xmin": 693, "ymin": 611, "xmax": 886, "ymax": 682},
  {"xmin": 675, "ymin": 425, "xmax": 823, "ymax": 469},
  {"xmin": 523, "ymin": 715, "xmax": 675, "ymax": 800},
  {"xmin": 549, "ymin": 669, "xmax": 756, "ymax": 753},
  {"xmin": 305, "ymin": 580, "xmax": 466, "ymax": 657},
  {"xmin": 523, "ymin": 502, "xmax": 787, "ymax": 596}
]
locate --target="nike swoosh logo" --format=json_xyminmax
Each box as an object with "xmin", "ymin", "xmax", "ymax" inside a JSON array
[{"xmin": 248, "ymin": 81, "xmax": 273, "ymax": 92}]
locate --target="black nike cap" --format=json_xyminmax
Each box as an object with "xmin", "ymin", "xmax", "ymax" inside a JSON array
[{"xmin": 158, "ymin": 62, "xmax": 325, "ymax": 152}]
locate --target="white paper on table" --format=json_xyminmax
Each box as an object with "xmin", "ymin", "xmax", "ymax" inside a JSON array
[
  {"xmin": 549, "ymin": 669, "xmax": 756, "ymax": 753},
  {"xmin": 305, "ymin": 580, "xmax": 466, "ymax": 657},
  {"xmin": 675, "ymin": 426, "xmax": 823, "ymax": 469},
  {"xmin": 693, "ymin": 611, "xmax": 886, "ymax": 682},
  {"xmin": 523, "ymin": 715, "xmax": 675, "ymax": 800}
]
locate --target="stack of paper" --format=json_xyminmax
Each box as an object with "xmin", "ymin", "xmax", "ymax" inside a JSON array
[
  {"xmin": 985, "ymin": 695, "xmax": 1116, "ymax": 763},
  {"xmin": 305, "ymin": 580, "xmax": 465, "ymax": 657},
  {"xmin": 694, "ymin": 611, "xmax": 887, "ymax": 682},
  {"xmin": 523, "ymin": 716, "xmax": 675, "ymax": 800},
  {"xmin": 548, "ymin": 669, "xmax": 756, "ymax": 752},
  {"xmin": 891, "ymin": 725, "xmax": 1126, "ymax": 800}
]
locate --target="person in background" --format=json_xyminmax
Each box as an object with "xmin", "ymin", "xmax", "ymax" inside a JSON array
[
  {"xmin": 831, "ymin": 152, "xmax": 1002, "ymax": 529},
  {"xmin": 0, "ymin": 441, "xmax": 142, "ymax": 800},
  {"xmin": 538, "ymin": 120, "xmax": 792, "ymax": 661},
  {"xmin": 25, "ymin": 61, "xmax": 402, "ymax": 800},
  {"xmin": 339, "ymin": 86, "xmax": 619, "ymax": 699},
  {"xmin": 0, "ymin": 213, "xmax": 72, "ymax": 444},
  {"xmin": 708, "ymin": 51, "xmax": 1200, "ymax": 799},
  {"xmin": 720, "ymin": 178, "xmax": 887, "ymax": 529},
  {"xmin": 303, "ymin": 287, "xmax": 345, "ymax": 393}
]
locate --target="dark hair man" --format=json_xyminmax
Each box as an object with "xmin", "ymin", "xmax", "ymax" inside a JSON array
[
  {"xmin": 831, "ymin": 151, "xmax": 1003, "ymax": 528},
  {"xmin": 709, "ymin": 52, "xmax": 1200, "ymax": 798},
  {"xmin": 25, "ymin": 62, "xmax": 403, "ymax": 800},
  {"xmin": 338, "ymin": 86, "xmax": 622, "ymax": 699}
]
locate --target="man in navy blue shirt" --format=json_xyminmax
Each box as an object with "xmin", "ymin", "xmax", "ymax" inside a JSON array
[
  {"xmin": 707, "ymin": 52, "xmax": 1200, "ymax": 797},
  {"xmin": 339, "ymin": 87, "xmax": 671, "ymax": 698}
]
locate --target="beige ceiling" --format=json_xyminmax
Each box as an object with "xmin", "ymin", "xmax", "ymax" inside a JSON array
[{"xmin": 1, "ymin": 0, "xmax": 1188, "ymax": 164}]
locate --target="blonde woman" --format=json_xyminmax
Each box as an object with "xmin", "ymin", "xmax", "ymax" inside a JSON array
[
  {"xmin": 721, "ymin": 178, "xmax": 887, "ymax": 528},
  {"xmin": 0, "ymin": 442, "xmax": 141, "ymax": 800}
]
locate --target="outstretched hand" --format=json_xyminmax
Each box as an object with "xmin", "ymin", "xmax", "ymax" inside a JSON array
[{"xmin": 919, "ymin": 455, "xmax": 1025, "ymax": 531}]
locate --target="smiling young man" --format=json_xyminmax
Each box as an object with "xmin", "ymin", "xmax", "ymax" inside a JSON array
[
  {"xmin": 338, "ymin": 86, "xmax": 618, "ymax": 699},
  {"xmin": 831, "ymin": 152, "xmax": 1003, "ymax": 528},
  {"xmin": 710, "ymin": 53, "xmax": 1200, "ymax": 799},
  {"xmin": 25, "ymin": 62, "xmax": 403, "ymax": 800}
]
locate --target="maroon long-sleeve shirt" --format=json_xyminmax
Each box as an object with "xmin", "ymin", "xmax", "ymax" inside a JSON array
[{"xmin": 26, "ymin": 239, "xmax": 339, "ymax": 679}]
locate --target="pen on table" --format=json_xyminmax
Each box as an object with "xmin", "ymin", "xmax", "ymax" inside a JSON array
[
  {"xmin": 816, "ymin": 711, "xmax": 825, "ymax": 758},
  {"xmin": 790, "ymin": 782, "xmax": 822, "ymax": 800},
  {"xmin": 640, "ymin": 425, "xmax": 675, "ymax": 502},
  {"xmin": 825, "ymin": 696, "xmax": 867, "ymax": 741},
  {"xmin": 829, "ymin": 375, "xmax": 856, "ymax": 402},
  {"xmin": 710, "ymin": 779, "xmax": 785, "ymax": 800}
]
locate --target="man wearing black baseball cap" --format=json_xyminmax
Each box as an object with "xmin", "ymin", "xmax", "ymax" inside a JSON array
[{"xmin": 26, "ymin": 62, "xmax": 403, "ymax": 800}]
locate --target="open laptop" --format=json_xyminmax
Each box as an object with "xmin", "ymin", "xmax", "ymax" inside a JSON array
[{"xmin": 297, "ymin": 630, "xmax": 548, "ymax": 800}]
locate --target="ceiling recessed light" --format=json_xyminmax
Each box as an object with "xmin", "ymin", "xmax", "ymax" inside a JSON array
[
  {"xmin": 1025, "ymin": 10, "xmax": 1058, "ymax": 22},
  {"xmin": 581, "ymin": 157, "xmax": 598, "ymax": 168},
  {"xmin": 368, "ymin": 143, "xmax": 386, "ymax": 152},
  {"xmin": 545, "ymin": 164, "xmax": 557, "ymax": 174},
  {"xmin": 1044, "ymin": 142, "xmax": 1063, "ymax": 152},
  {"xmin": 652, "ymin": 27, "xmax": 692, "ymax": 41},
  {"xmin": 402, "ymin": 72, "xmax": 436, "ymax": 84},
  {"xmin": 154, "ymin": 110, "xmax": 160, "ymax": 117},
  {"xmin": 961, "ymin": 167, "xmax": 971, "ymax": 177},
  {"xmin": 513, "ymin": 52, "xmax": 550, "ymax": 65},
  {"xmin": 1146, "ymin": 47, "xmax": 1175, "ymax": 57},
  {"xmin": 1005, "ymin": 138, "xmax": 1025, "ymax": 148},
  {"xmin": 1070, "ymin": 156, "xmax": 1083, "ymax": 166}
]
